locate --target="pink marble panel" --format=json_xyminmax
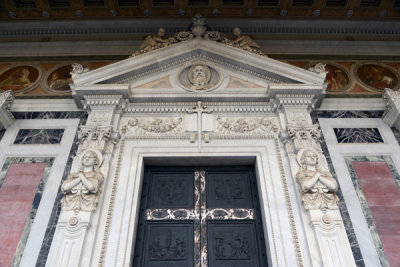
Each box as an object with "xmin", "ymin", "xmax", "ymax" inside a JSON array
[
  {"xmin": 0, "ymin": 163, "xmax": 46, "ymax": 267},
  {"xmin": 353, "ymin": 161, "xmax": 400, "ymax": 267}
]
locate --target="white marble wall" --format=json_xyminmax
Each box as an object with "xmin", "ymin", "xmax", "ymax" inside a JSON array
[
  {"xmin": 319, "ymin": 118, "xmax": 400, "ymax": 267},
  {"xmin": 0, "ymin": 118, "xmax": 80, "ymax": 266}
]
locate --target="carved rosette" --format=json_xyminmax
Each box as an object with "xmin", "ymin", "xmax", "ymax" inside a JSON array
[
  {"xmin": 120, "ymin": 117, "xmax": 183, "ymax": 135},
  {"xmin": 216, "ymin": 117, "xmax": 279, "ymax": 135},
  {"xmin": 0, "ymin": 90, "xmax": 15, "ymax": 129}
]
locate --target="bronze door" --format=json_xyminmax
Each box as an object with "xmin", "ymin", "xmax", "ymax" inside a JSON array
[{"xmin": 133, "ymin": 166, "xmax": 267, "ymax": 267}]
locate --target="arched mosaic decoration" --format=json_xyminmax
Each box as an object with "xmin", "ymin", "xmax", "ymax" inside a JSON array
[
  {"xmin": 355, "ymin": 63, "xmax": 399, "ymax": 92},
  {"xmin": 0, "ymin": 65, "xmax": 41, "ymax": 93}
]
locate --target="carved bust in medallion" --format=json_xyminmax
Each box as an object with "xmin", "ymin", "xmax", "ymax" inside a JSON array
[{"xmin": 178, "ymin": 63, "xmax": 221, "ymax": 92}]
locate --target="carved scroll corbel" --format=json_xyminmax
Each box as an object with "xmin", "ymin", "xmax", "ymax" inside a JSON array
[
  {"xmin": 0, "ymin": 90, "xmax": 15, "ymax": 129},
  {"xmin": 382, "ymin": 87, "xmax": 400, "ymax": 130}
]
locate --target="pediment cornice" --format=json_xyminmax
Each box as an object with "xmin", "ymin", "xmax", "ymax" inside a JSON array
[{"xmin": 71, "ymin": 31, "xmax": 327, "ymax": 108}]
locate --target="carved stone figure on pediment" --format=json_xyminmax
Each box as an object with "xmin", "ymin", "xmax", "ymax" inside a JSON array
[
  {"xmin": 61, "ymin": 149, "xmax": 104, "ymax": 211},
  {"xmin": 232, "ymin": 27, "xmax": 260, "ymax": 51},
  {"xmin": 296, "ymin": 148, "xmax": 338, "ymax": 210},
  {"xmin": 136, "ymin": 28, "xmax": 173, "ymax": 54}
]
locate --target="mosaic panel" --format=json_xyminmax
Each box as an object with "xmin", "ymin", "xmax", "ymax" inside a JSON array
[
  {"xmin": 345, "ymin": 155, "xmax": 400, "ymax": 267},
  {"xmin": 0, "ymin": 60, "xmax": 397, "ymax": 97},
  {"xmin": 334, "ymin": 128, "xmax": 384, "ymax": 143},
  {"xmin": 13, "ymin": 129, "xmax": 64, "ymax": 145},
  {"xmin": 0, "ymin": 157, "xmax": 54, "ymax": 267}
]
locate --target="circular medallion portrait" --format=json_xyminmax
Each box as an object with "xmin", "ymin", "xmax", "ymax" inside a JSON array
[
  {"xmin": 324, "ymin": 64, "xmax": 350, "ymax": 92},
  {"xmin": 356, "ymin": 64, "xmax": 399, "ymax": 91},
  {"xmin": 0, "ymin": 65, "xmax": 40, "ymax": 93},
  {"xmin": 46, "ymin": 64, "xmax": 73, "ymax": 92},
  {"xmin": 178, "ymin": 63, "xmax": 221, "ymax": 92}
]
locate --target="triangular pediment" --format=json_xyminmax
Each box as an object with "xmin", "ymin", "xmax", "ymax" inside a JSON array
[{"xmin": 71, "ymin": 38, "xmax": 326, "ymax": 106}]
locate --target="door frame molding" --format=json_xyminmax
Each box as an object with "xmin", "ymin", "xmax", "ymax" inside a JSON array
[{"xmin": 92, "ymin": 138, "xmax": 309, "ymax": 267}]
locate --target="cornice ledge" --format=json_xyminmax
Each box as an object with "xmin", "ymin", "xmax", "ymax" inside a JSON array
[
  {"xmin": 275, "ymin": 93, "xmax": 317, "ymax": 109},
  {"xmin": 84, "ymin": 94, "xmax": 124, "ymax": 110}
]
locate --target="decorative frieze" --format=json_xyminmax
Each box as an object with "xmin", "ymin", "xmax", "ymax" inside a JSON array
[
  {"xmin": 0, "ymin": 90, "xmax": 15, "ymax": 129},
  {"xmin": 216, "ymin": 117, "xmax": 278, "ymax": 135},
  {"xmin": 120, "ymin": 117, "xmax": 183, "ymax": 135}
]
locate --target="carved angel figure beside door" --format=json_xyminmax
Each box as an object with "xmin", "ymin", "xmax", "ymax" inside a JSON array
[
  {"xmin": 61, "ymin": 149, "xmax": 104, "ymax": 211},
  {"xmin": 296, "ymin": 148, "xmax": 338, "ymax": 210}
]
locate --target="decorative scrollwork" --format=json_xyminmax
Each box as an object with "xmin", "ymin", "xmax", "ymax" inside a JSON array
[
  {"xmin": 120, "ymin": 117, "xmax": 183, "ymax": 134},
  {"xmin": 176, "ymin": 31, "xmax": 194, "ymax": 41},
  {"xmin": 308, "ymin": 63, "xmax": 327, "ymax": 75},
  {"xmin": 0, "ymin": 90, "xmax": 14, "ymax": 111},
  {"xmin": 217, "ymin": 117, "xmax": 279, "ymax": 134},
  {"xmin": 203, "ymin": 208, "xmax": 254, "ymax": 220},
  {"xmin": 132, "ymin": 14, "xmax": 267, "ymax": 57},
  {"xmin": 146, "ymin": 209, "xmax": 199, "ymax": 220},
  {"xmin": 204, "ymin": 31, "xmax": 226, "ymax": 42},
  {"xmin": 71, "ymin": 63, "xmax": 89, "ymax": 76}
]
